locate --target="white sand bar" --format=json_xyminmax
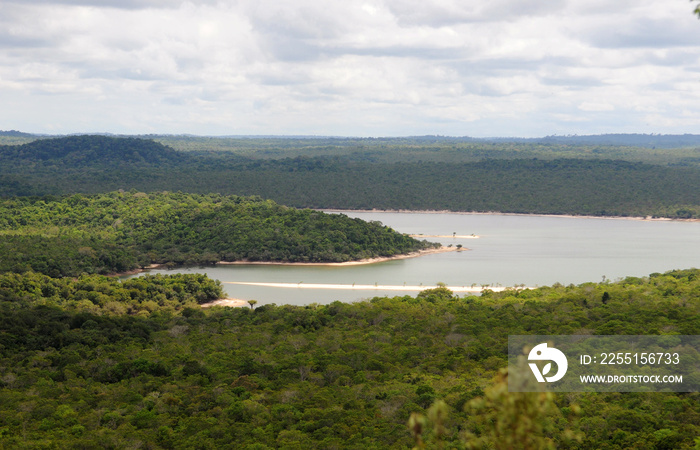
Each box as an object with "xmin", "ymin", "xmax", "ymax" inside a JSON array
[
  {"xmin": 225, "ymin": 281, "xmax": 523, "ymax": 293},
  {"xmin": 410, "ymin": 234, "xmax": 480, "ymax": 239}
]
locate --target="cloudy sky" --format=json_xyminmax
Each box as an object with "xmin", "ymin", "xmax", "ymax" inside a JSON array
[{"xmin": 2, "ymin": 0, "xmax": 700, "ymax": 137}]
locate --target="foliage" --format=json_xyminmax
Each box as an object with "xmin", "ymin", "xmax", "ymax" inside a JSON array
[
  {"xmin": 463, "ymin": 369, "xmax": 580, "ymax": 449},
  {"xmin": 2, "ymin": 135, "xmax": 700, "ymax": 218},
  {"xmin": 1, "ymin": 269, "xmax": 700, "ymax": 447},
  {"xmin": 0, "ymin": 271, "xmax": 224, "ymax": 313},
  {"xmin": 188, "ymin": 158, "xmax": 700, "ymax": 218},
  {"xmin": 0, "ymin": 191, "xmax": 435, "ymax": 277},
  {"xmin": 7, "ymin": 133, "xmax": 700, "ymax": 164},
  {"xmin": 0, "ymin": 135, "xmax": 188, "ymax": 168},
  {"xmin": 2, "ymin": 133, "xmax": 700, "ymax": 447}
]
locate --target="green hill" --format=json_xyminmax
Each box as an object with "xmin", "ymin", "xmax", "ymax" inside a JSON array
[
  {"xmin": 0, "ymin": 191, "xmax": 435, "ymax": 277},
  {"xmin": 2, "ymin": 135, "xmax": 700, "ymax": 218},
  {"xmin": 0, "ymin": 135, "xmax": 188, "ymax": 168}
]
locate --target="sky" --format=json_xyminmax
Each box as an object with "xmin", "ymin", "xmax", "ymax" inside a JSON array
[{"xmin": 1, "ymin": 0, "xmax": 700, "ymax": 137}]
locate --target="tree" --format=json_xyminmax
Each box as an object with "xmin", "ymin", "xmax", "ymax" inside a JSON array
[{"xmin": 463, "ymin": 368, "xmax": 581, "ymax": 449}]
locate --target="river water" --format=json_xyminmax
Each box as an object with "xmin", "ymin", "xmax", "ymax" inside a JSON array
[{"xmin": 135, "ymin": 212, "xmax": 700, "ymax": 306}]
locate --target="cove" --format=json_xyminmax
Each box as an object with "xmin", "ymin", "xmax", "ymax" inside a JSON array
[{"xmin": 133, "ymin": 211, "xmax": 700, "ymax": 306}]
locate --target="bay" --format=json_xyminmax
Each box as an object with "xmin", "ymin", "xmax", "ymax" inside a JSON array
[{"xmin": 134, "ymin": 212, "xmax": 700, "ymax": 306}]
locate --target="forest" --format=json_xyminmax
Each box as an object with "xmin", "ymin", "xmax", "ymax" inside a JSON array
[
  {"xmin": 0, "ymin": 191, "xmax": 435, "ymax": 277},
  {"xmin": 2, "ymin": 135, "xmax": 700, "ymax": 218},
  {"xmin": 2, "ymin": 133, "xmax": 700, "ymax": 448},
  {"xmin": 1, "ymin": 269, "xmax": 700, "ymax": 448}
]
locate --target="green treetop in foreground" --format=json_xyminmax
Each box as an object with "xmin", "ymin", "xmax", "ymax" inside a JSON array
[
  {"xmin": 1, "ymin": 269, "xmax": 700, "ymax": 447},
  {"xmin": 0, "ymin": 191, "xmax": 436, "ymax": 277}
]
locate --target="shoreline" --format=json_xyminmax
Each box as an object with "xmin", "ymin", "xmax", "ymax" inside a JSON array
[
  {"xmin": 216, "ymin": 245, "xmax": 463, "ymax": 267},
  {"xmin": 116, "ymin": 209, "xmax": 696, "ymax": 278},
  {"xmin": 115, "ymin": 246, "xmax": 463, "ymax": 277},
  {"xmin": 321, "ymin": 209, "xmax": 700, "ymax": 223},
  {"xmin": 111, "ymin": 263, "xmax": 165, "ymax": 277},
  {"xmin": 410, "ymin": 234, "xmax": 479, "ymax": 239}
]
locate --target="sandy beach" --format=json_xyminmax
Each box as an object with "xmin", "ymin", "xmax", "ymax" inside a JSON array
[
  {"xmin": 117, "ymin": 245, "xmax": 463, "ymax": 277},
  {"xmin": 410, "ymin": 234, "xmax": 479, "ymax": 239},
  {"xmin": 216, "ymin": 245, "xmax": 463, "ymax": 267}
]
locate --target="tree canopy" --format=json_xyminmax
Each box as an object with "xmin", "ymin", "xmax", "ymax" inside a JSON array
[
  {"xmin": 2, "ymin": 133, "xmax": 700, "ymax": 447},
  {"xmin": 2, "ymin": 135, "xmax": 700, "ymax": 218},
  {"xmin": 0, "ymin": 191, "xmax": 435, "ymax": 277},
  {"xmin": 1, "ymin": 269, "xmax": 700, "ymax": 447}
]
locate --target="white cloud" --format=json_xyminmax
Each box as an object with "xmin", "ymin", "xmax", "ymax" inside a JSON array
[
  {"xmin": 1, "ymin": 0, "xmax": 700, "ymax": 136},
  {"xmin": 579, "ymin": 102, "xmax": 615, "ymax": 112}
]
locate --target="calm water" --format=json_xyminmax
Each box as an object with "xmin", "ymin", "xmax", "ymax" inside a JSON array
[{"xmin": 135, "ymin": 212, "xmax": 700, "ymax": 306}]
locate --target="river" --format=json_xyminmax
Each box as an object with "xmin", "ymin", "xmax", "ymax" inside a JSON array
[{"xmin": 133, "ymin": 211, "xmax": 700, "ymax": 306}]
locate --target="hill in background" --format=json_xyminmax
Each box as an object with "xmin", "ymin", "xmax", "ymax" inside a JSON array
[
  {"xmin": 0, "ymin": 135, "xmax": 188, "ymax": 168},
  {"xmin": 1, "ymin": 134, "xmax": 699, "ymax": 219}
]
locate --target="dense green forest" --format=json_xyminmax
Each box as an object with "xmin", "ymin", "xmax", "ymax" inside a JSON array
[
  {"xmin": 2, "ymin": 269, "xmax": 700, "ymax": 448},
  {"xmin": 2, "ymin": 133, "xmax": 700, "ymax": 448},
  {"xmin": 5, "ymin": 133, "xmax": 700, "ymax": 163},
  {"xmin": 2, "ymin": 135, "xmax": 700, "ymax": 218},
  {"xmin": 0, "ymin": 191, "xmax": 434, "ymax": 277},
  {"xmin": 150, "ymin": 134, "xmax": 700, "ymax": 165}
]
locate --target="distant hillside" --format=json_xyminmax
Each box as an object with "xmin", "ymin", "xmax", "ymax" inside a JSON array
[
  {"xmin": 146, "ymin": 134, "xmax": 700, "ymax": 167},
  {"xmin": 7, "ymin": 132, "xmax": 700, "ymax": 150},
  {"xmin": 4, "ymin": 132, "xmax": 700, "ymax": 164},
  {"xmin": 1, "ymin": 134, "xmax": 699, "ymax": 219},
  {"xmin": 0, "ymin": 130, "xmax": 34, "ymax": 137},
  {"xmin": 147, "ymin": 133, "xmax": 700, "ymax": 149},
  {"xmin": 401, "ymin": 133, "xmax": 700, "ymax": 148},
  {"xmin": 498, "ymin": 134, "xmax": 700, "ymax": 149},
  {"xmin": 0, "ymin": 135, "xmax": 188, "ymax": 168}
]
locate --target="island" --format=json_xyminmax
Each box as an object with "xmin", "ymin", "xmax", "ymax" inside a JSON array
[{"xmin": 0, "ymin": 191, "xmax": 440, "ymax": 277}]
